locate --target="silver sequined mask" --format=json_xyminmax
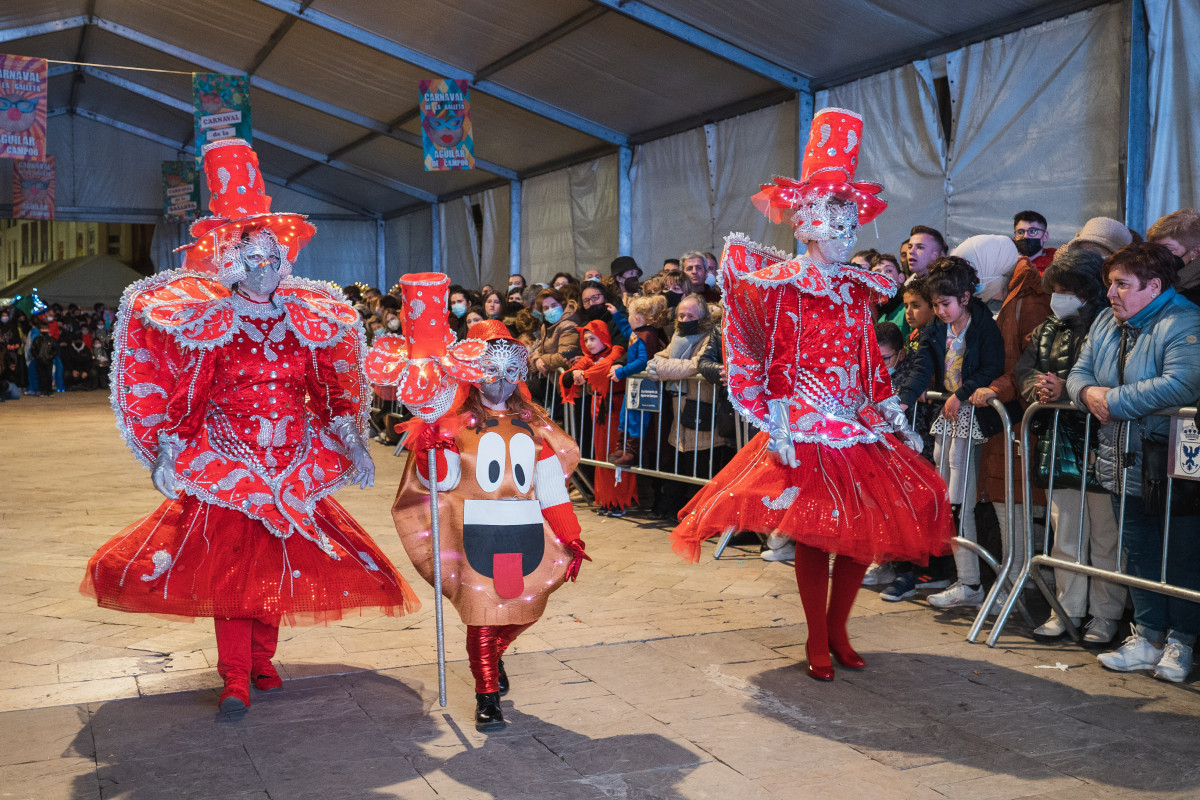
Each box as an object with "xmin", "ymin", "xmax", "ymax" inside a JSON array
[
  {"xmin": 790, "ymin": 193, "xmax": 859, "ymax": 245},
  {"xmin": 477, "ymin": 339, "xmax": 528, "ymax": 406},
  {"xmin": 217, "ymin": 228, "xmax": 292, "ymax": 289}
]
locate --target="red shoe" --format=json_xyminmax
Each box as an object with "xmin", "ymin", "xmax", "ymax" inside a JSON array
[
  {"xmin": 830, "ymin": 640, "xmax": 866, "ymax": 670},
  {"xmin": 219, "ymin": 676, "xmax": 251, "ymax": 712},
  {"xmin": 252, "ymin": 662, "xmax": 283, "ymax": 691},
  {"xmin": 805, "ymin": 643, "xmax": 834, "ymax": 682}
]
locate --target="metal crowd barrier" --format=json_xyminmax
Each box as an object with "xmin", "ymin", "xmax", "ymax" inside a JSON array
[{"xmin": 985, "ymin": 401, "xmax": 1200, "ymax": 647}]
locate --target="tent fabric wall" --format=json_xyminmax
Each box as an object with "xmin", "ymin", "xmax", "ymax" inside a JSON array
[
  {"xmin": 386, "ymin": 208, "xmax": 433, "ymax": 290},
  {"xmin": 567, "ymin": 155, "xmax": 619, "ymax": 279},
  {"xmin": 478, "ymin": 186, "xmax": 511, "ymax": 290},
  {"xmin": 817, "ymin": 63, "xmax": 947, "ymax": 256},
  {"xmin": 438, "ymin": 188, "xmax": 511, "ymax": 290},
  {"xmin": 1145, "ymin": 0, "xmax": 1200, "ymax": 228},
  {"xmin": 631, "ymin": 102, "xmax": 798, "ymax": 272},
  {"xmin": 945, "ymin": 4, "xmax": 1127, "ymax": 246},
  {"xmin": 820, "ymin": 4, "xmax": 1127, "ymax": 252},
  {"xmin": 521, "ymin": 168, "xmax": 575, "ymax": 284},
  {"xmin": 288, "ymin": 219, "xmax": 378, "ymax": 288},
  {"xmin": 440, "ymin": 197, "xmax": 479, "ymax": 289}
]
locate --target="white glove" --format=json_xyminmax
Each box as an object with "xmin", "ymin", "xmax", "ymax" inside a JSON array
[
  {"xmin": 878, "ymin": 395, "xmax": 922, "ymax": 453},
  {"xmin": 151, "ymin": 433, "xmax": 185, "ymax": 500},
  {"xmin": 765, "ymin": 398, "xmax": 798, "ymax": 468},
  {"xmin": 332, "ymin": 416, "xmax": 375, "ymax": 489}
]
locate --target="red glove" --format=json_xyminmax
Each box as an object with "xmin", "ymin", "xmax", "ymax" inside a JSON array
[
  {"xmin": 414, "ymin": 422, "xmax": 456, "ymax": 453},
  {"xmin": 564, "ymin": 538, "xmax": 591, "ymax": 582}
]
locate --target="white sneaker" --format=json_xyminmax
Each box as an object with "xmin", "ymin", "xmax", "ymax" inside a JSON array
[
  {"xmin": 928, "ymin": 581, "xmax": 984, "ymax": 609},
  {"xmin": 1082, "ymin": 616, "xmax": 1118, "ymax": 646},
  {"xmin": 862, "ymin": 563, "xmax": 896, "ymax": 586},
  {"xmin": 761, "ymin": 540, "xmax": 796, "ymax": 562},
  {"xmin": 982, "ymin": 588, "xmax": 1008, "ymax": 617},
  {"xmin": 1097, "ymin": 634, "xmax": 1163, "ymax": 672},
  {"xmin": 1032, "ymin": 612, "xmax": 1080, "ymax": 640},
  {"xmin": 1153, "ymin": 639, "xmax": 1194, "ymax": 683}
]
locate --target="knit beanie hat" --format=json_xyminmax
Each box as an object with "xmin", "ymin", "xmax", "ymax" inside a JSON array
[{"xmin": 1065, "ymin": 217, "xmax": 1133, "ymax": 257}]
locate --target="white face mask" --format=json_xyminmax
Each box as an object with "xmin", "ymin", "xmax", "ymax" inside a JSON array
[
  {"xmin": 386, "ymin": 318, "xmax": 401, "ymax": 331},
  {"xmin": 1049, "ymin": 292, "xmax": 1085, "ymax": 320}
]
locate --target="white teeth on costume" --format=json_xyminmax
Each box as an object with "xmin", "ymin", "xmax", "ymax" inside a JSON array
[
  {"xmin": 140, "ymin": 550, "xmax": 173, "ymax": 582},
  {"xmin": 762, "ymin": 486, "xmax": 799, "ymax": 510}
]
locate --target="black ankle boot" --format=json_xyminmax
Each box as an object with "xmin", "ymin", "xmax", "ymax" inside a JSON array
[
  {"xmin": 474, "ymin": 692, "xmax": 505, "ymax": 732},
  {"xmin": 497, "ymin": 659, "xmax": 509, "ymax": 696}
]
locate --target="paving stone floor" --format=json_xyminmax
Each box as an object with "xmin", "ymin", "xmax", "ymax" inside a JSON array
[{"xmin": 2, "ymin": 392, "xmax": 1199, "ymax": 799}]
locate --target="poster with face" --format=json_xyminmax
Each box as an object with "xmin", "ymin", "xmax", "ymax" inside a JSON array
[
  {"xmin": 14, "ymin": 156, "xmax": 53, "ymax": 220},
  {"xmin": 192, "ymin": 74, "xmax": 252, "ymax": 164},
  {"xmin": 419, "ymin": 78, "xmax": 474, "ymax": 171},
  {"xmin": 162, "ymin": 161, "xmax": 200, "ymax": 223},
  {"xmin": 0, "ymin": 55, "xmax": 47, "ymax": 161}
]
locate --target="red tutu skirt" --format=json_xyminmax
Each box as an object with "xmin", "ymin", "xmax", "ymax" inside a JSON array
[
  {"xmin": 671, "ymin": 431, "xmax": 954, "ymax": 566},
  {"xmin": 82, "ymin": 495, "xmax": 419, "ymax": 625}
]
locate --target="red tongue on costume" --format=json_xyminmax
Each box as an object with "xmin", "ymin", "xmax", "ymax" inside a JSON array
[{"xmin": 492, "ymin": 553, "xmax": 524, "ymax": 599}]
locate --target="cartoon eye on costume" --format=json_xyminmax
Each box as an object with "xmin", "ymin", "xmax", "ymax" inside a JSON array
[
  {"xmin": 509, "ymin": 433, "xmax": 535, "ymax": 493},
  {"xmin": 476, "ymin": 432, "xmax": 506, "ymax": 492}
]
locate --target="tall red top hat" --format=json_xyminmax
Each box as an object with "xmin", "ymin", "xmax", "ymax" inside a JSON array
[
  {"xmin": 176, "ymin": 138, "xmax": 316, "ymax": 272},
  {"xmin": 751, "ymin": 107, "xmax": 886, "ymax": 228},
  {"xmin": 365, "ymin": 272, "xmax": 485, "ymax": 421}
]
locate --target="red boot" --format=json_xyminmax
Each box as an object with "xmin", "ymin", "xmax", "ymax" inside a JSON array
[
  {"xmin": 251, "ymin": 618, "xmax": 283, "ymax": 691},
  {"xmin": 214, "ymin": 618, "xmax": 253, "ymax": 712}
]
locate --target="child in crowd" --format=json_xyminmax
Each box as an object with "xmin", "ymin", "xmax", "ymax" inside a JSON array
[
  {"xmin": 902, "ymin": 277, "xmax": 935, "ymax": 352},
  {"xmin": 894, "ymin": 257, "xmax": 1006, "ymax": 609},
  {"xmin": 560, "ymin": 321, "xmax": 634, "ymax": 516},
  {"xmin": 607, "ymin": 294, "xmax": 668, "ymax": 468}
]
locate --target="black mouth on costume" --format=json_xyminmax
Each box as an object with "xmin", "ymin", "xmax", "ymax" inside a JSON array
[{"xmin": 463, "ymin": 523, "xmax": 545, "ymax": 578}]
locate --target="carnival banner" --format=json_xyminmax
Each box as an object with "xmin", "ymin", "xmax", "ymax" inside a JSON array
[
  {"xmin": 193, "ymin": 73, "xmax": 251, "ymax": 161},
  {"xmin": 0, "ymin": 54, "xmax": 47, "ymax": 161},
  {"xmin": 419, "ymin": 78, "xmax": 474, "ymax": 171},
  {"xmin": 162, "ymin": 161, "xmax": 200, "ymax": 223},
  {"xmin": 14, "ymin": 156, "xmax": 54, "ymax": 220}
]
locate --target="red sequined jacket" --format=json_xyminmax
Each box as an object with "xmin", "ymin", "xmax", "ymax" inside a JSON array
[
  {"xmin": 721, "ymin": 234, "xmax": 904, "ymax": 447},
  {"xmin": 111, "ymin": 271, "xmax": 371, "ymax": 555}
]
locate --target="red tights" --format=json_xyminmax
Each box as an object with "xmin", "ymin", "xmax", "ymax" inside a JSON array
[
  {"xmin": 214, "ymin": 617, "xmax": 280, "ymax": 687},
  {"xmin": 466, "ymin": 623, "xmax": 534, "ymax": 694},
  {"xmin": 793, "ymin": 544, "xmax": 870, "ymax": 670}
]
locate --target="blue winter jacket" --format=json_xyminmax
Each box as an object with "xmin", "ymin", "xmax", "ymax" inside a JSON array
[{"xmin": 1066, "ymin": 287, "xmax": 1200, "ymax": 494}]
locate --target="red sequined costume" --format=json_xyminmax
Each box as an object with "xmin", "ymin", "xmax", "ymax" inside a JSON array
[
  {"xmin": 671, "ymin": 236, "xmax": 953, "ymax": 564},
  {"xmin": 82, "ymin": 138, "xmax": 417, "ymax": 711},
  {"xmin": 670, "ymin": 108, "xmax": 953, "ymax": 682}
]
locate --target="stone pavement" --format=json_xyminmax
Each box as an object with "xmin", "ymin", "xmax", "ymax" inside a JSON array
[{"xmin": 2, "ymin": 392, "xmax": 1199, "ymax": 799}]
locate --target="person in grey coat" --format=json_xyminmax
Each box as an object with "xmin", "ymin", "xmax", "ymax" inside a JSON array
[{"xmin": 1066, "ymin": 242, "xmax": 1200, "ymax": 682}]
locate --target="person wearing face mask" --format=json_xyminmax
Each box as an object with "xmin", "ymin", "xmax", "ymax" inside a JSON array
[
  {"xmin": 671, "ymin": 108, "xmax": 953, "ymax": 682},
  {"xmin": 1013, "ymin": 248, "xmax": 1126, "ymax": 647},
  {"xmin": 1012, "ymin": 211, "xmax": 1056, "ymax": 273},
  {"xmin": 84, "ymin": 139, "xmax": 418, "ymax": 714},
  {"xmin": 527, "ymin": 288, "xmax": 581, "ymax": 377},
  {"xmin": 609, "ymin": 255, "xmax": 643, "ymax": 307},
  {"xmin": 447, "ymin": 285, "xmax": 472, "ymax": 338},
  {"xmin": 1148, "ymin": 209, "xmax": 1200, "ymax": 306}
]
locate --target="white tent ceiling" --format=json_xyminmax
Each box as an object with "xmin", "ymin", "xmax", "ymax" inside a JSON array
[{"xmin": 0, "ymin": 0, "xmax": 1111, "ymax": 220}]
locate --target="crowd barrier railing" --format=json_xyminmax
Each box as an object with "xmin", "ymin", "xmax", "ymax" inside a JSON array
[
  {"xmin": 985, "ymin": 401, "xmax": 1200, "ymax": 647},
  {"xmin": 919, "ymin": 391, "xmax": 1033, "ymax": 641}
]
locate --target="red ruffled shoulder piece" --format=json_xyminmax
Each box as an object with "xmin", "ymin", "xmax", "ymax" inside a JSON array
[
  {"xmin": 276, "ymin": 279, "xmax": 360, "ymax": 347},
  {"xmin": 136, "ymin": 273, "xmax": 236, "ymax": 345}
]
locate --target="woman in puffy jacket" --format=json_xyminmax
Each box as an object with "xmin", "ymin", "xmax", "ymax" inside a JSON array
[
  {"xmin": 1066, "ymin": 242, "xmax": 1200, "ymax": 682},
  {"xmin": 1015, "ymin": 247, "xmax": 1125, "ymax": 646}
]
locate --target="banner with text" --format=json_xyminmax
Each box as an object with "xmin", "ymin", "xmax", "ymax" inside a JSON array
[
  {"xmin": 162, "ymin": 161, "xmax": 200, "ymax": 223},
  {"xmin": 193, "ymin": 73, "xmax": 251, "ymax": 163},
  {"xmin": 0, "ymin": 54, "xmax": 47, "ymax": 161},
  {"xmin": 14, "ymin": 156, "xmax": 54, "ymax": 219},
  {"xmin": 419, "ymin": 78, "xmax": 474, "ymax": 171}
]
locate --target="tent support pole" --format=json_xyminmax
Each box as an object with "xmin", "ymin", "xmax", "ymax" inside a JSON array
[
  {"xmin": 510, "ymin": 181, "xmax": 521, "ymax": 276},
  {"xmin": 431, "ymin": 202, "xmax": 442, "ymax": 274},
  {"xmin": 1124, "ymin": 0, "xmax": 1148, "ymax": 234},
  {"xmin": 619, "ymin": 145, "xmax": 632, "ymax": 257},
  {"xmin": 797, "ymin": 92, "xmax": 814, "ymax": 255},
  {"xmin": 376, "ymin": 218, "xmax": 387, "ymax": 290}
]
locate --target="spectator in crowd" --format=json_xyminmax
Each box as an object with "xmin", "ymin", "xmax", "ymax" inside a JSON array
[
  {"xmin": 481, "ymin": 290, "xmax": 506, "ymax": 321},
  {"xmin": 30, "ymin": 318, "xmax": 57, "ymax": 396},
  {"xmin": 907, "ymin": 225, "xmax": 947, "ymax": 278},
  {"xmin": 1059, "ymin": 217, "xmax": 1134, "ymax": 261},
  {"xmin": 529, "ymin": 287, "xmax": 582, "ymax": 376},
  {"xmin": 1147, "ymin": 209, "xmax": 1200, "ymax": 304},
  {"xmin": 1068, "ymin": 242, "xmax": 1200, "ymax": 681},
  {"xmin": 611, "ymin": 256, "xmax": 643, "ymax": 307},
  {"xmin": 552, "ymin": 272, "xmax": 579, "ymax": 291},
  {"xmin": 952, "ymin": 234, "xmax": 1019, "ymax": 313},
  {"xmin": 513, "ymin": 308, "xmax": 539, "ymax": 350},
  {"xmin": 703, "ymin": 251, "xmax": 720, "ymax": 290},
  {"xmin": 663, "ymin": 258, "xmax": 681, "ymax": 271},
  {"xmin": 608, "ymin": 294, "xmax": 669, "ymax": 469},
  {"xmin": 464, "ymin": 306, "xmax": 486, "ymax": 329},
  {"xmin": 580, "ymin": 280, "xmax": 629, "ymax": 340},
  {"xmin": 902, "ymin": 276, "xmax": 935, "ymax": 351},
  {"xmin": 60, "ymin": 335, "xmax": 95, "ymax": 390},
  {"xmin": 507, "ymin": 284, "xmax": 528, "ymax": 310},
  {"xmin": 660, "ymin": 267, "xmax": 687, "ymax": 311},
  {"xmin": 560, "ymin": 320, "xmax": 634, "ymax": 516},
  {"xmin": 1015, "ymin": 247, "xmax": 1126, "ymax": 646},
  {"xmin": 899, "ymin": 239, "xmax": 912, "ymax": 273},
  {"xmin": 851, "ymin": 248, "xmax": 879, "ymax": 269},
  {"xmin": 646, "ymin": 294, "xmax": 731, "ymax": 520},
  {"xmin": 584, "ymin": 268, "xmax": 603, "ymax": 282},
  {"xmin": 870, "ymin": 253, "xmax": 908, "ymax": 337},
  {"xmin": 507, "ymin": 273, "xmax": 527, "ymax": 293},
  {"xmin": 895, "ymin": 256, "xmax": 1006, "ymax": 608},
  {"xmin": 1012, "ymin": 210, "xmax": 1056, "ymax": 273}
]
